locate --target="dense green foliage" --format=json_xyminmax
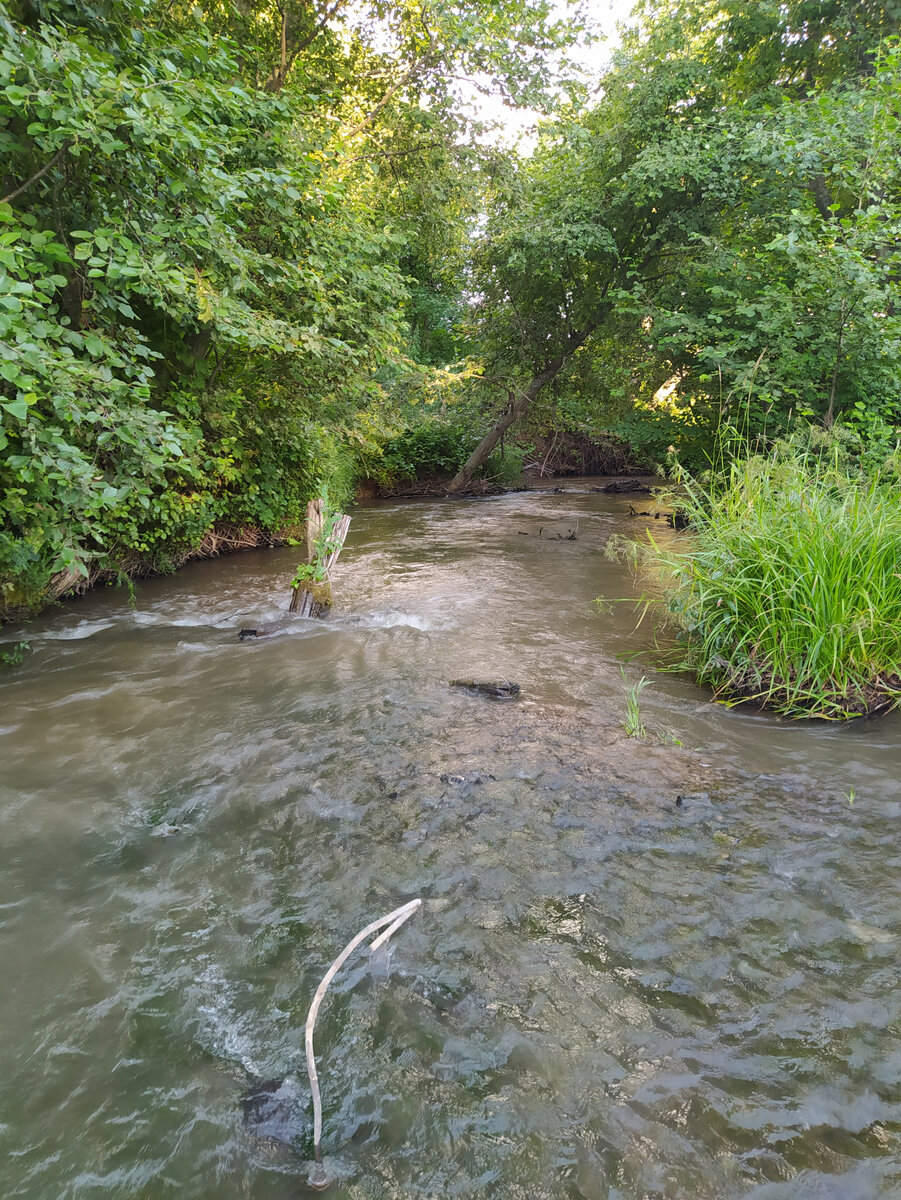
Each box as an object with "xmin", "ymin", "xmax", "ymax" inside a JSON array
[
  {"xmin": 2, "ymin": 0, "xmax": 900, "ymax": 632},
  {"xmin": 453, "ymin": 0, "xmax": 901, "ymax": 472},
  {"xmin": 0, "ymin": 0, "xmax": 582, "ymax": 617},
  {"xmin": 0, "ymin": 1, "xmax": 395, "ymax": 612},
  {"xmin": 632, "ymin": 433, "xmax": 901, "ymax": 719}
]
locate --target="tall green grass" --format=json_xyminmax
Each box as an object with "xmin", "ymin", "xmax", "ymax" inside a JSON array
[{"xmin": 637, "ymin": 434, "xmax": 901, "ymax": 719}]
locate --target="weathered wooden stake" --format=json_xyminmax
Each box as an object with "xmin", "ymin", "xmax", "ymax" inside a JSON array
[{"xmin": 288, "ymin": 499, "xmax": 351, "ymax": 617}]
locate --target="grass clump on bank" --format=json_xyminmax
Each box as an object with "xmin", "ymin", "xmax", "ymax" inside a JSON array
[{"xmin": 635, "ymin": 434, "xmax": 901, "ymax": 719}]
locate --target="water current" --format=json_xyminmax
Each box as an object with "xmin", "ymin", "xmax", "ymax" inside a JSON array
[{"xmin": 1, "ymin": 482, "xmax": 899, "ymax": 1199}]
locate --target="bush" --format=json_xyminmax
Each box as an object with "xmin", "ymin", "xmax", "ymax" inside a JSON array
[
  {"xmin": 377, "ymin": 419, "xmax": 480, "ymax": 484},
  {"xmin": 0, "ymin": 7, "xmax": 405, "ymax": 619},
  {"xmin": 609, "ymin": 409, "xmax": 716, "ymax": 474},
  {"xmin": 633, "ymin": 433, "xmax": 901, "ymax": 719}
]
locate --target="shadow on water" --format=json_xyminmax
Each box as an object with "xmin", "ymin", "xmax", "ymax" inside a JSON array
[{"xmin": 1, "ymin": 480, "xmax": 899, "ymax": 1199}]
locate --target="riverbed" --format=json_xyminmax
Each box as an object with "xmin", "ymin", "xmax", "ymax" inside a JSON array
[{"xmin": 1, "ymin": 482, "xmax": 899, "ymax": 1198}]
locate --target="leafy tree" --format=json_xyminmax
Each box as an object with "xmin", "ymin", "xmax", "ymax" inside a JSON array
[
  {"xmin": 447, "ymin": 0, "xmax": 901, "ymax": 487},
  {"xmin": 0, "ymin": 0, "xmax": 589, "ymax": 615},
  {"xmin": 0, "ymin": 1, "xmax": 402, "ymax": 611}
]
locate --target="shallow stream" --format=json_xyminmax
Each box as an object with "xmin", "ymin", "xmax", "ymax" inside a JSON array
[{"xmin": 1, "ymin": 482, "xmax": 899, "ymax": 1198}]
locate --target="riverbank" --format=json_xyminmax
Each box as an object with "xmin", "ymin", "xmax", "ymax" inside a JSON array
[
  {"xmin": 1, "ymin": 466, "xmax": 656, "ymax": 625},
  {"xmin": 0, "ymin": 520, "xmax": 304, "ymax": 626}
]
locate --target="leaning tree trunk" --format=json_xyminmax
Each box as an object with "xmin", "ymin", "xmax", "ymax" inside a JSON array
[{"xmin": 447, "ymin": 322, "xmax": 602, "ymax": 494}]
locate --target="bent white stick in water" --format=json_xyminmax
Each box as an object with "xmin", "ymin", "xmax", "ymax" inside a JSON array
[{"xmin": 304, "ymin": 898, "xmax": 422, "ymax": 1190}]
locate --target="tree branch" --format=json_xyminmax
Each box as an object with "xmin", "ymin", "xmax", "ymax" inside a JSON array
[
  {"xmin": 263, "ymin": 0, "xmax": 347, "ymax": 92},
  {"xmin": 294, "ymin": 0, "xmax": 346, "ymax": 55},
  {"xmin": 343, "ymin": 139, "xmax": 443, "ymax": 164},
  {"xmin": 447, "ymin": 303, "xmax": 610, "ymax": 492},
  {"xmin": 342, "ymin": 59, "xmax": 422, "ymax": 140},
  {"xmin": 809, "ymin": 173, "xmax": 836, "ymax": 221},
  {"xmin": 2, "ymin": 140, "xmax": 73, "ymax": 206}
]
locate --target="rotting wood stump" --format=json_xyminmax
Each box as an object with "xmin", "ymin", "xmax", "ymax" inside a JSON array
[{"xmin": 288, "ymin": 498, "xmax": 351, "ymax": 618}]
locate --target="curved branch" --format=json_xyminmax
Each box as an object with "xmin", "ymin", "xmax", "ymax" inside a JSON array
[
  {"xmin": 304, "ymin": 898, "xmax": 422, "ymax": 1189},
  {"xmin": 1, "ymin": 140, "xmax": 73, "ymax": 206}
]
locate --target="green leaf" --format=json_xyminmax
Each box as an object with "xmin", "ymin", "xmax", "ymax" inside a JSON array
[{"xmin": 2, "ymin": 398, "xmax": 29, "ymax": 420}]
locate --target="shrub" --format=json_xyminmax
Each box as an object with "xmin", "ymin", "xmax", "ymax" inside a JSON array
[
  {"xmin": 634, "ymin": 434, "xmax": 901, "ymax": 719},
  {"xmin": 377, "ymin": 419, "xmax": 480, "ymax": 484}
]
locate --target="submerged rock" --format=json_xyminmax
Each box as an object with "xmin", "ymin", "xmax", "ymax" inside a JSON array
[
  {"xmin": 241, "ymin": 1077, "xmax": 311, "ymax": 1152},
  {"xmin": 594, "ymin": 478, "xmax": 653, "ymax": 494},
  {"xmin": 450, "ymin": 679, "xmax": 521, "ymax": 700}
]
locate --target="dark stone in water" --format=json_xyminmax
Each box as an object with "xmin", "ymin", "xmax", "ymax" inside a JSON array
[
  {"xmin": 241, "ymin": 1078, "xmax": 310, "ymax": 1151},
  {"xmin": 450, "ymin": 679, "xmax": 521, "ymax": 700},
  {"xmin": 595, "ymin": 478, "xmax": 653, "ymax": 494},
  {"xmin": 238, "ymin": 628, "xmax": 265, "ymax": 641}
]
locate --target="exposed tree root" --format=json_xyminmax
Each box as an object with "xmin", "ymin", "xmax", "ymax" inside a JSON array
[
  {"xmin": 27, "ymin": 522, "xmax": 303, "ymax": 618},
  {"xmin": 706, "ymin": 659, "xmax": 901, "ymax": 719}
]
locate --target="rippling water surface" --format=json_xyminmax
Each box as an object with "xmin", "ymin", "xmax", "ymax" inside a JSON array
[{"xmin": 1, "ymin": 483, "xmax": 899, "ymax": 1199}]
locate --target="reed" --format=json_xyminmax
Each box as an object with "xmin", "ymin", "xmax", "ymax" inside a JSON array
[
  {"xmin": 622, "ymin": 675, "xmax": 649, "ymax": 738},
  {"xmin": 638, "ymin": 435, "xmax": 901, "ymax": 719}
]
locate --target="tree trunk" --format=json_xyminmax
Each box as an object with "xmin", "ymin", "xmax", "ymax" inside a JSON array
[
  {"xmin": 809, "ymin": 173, "xmax": 837, "ymax": 222},
  {"xmin": 447, "ymin": 322, "xmax": 602, "ymax": 493},
  {"xmin": 824, "ymin": 297, "xmax": 850, "ymax": 429}
]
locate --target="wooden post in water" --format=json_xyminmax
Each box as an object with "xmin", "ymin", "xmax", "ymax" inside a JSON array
[{"xmin": 288, "ymin": 498, "xmax": 351, "ymax": 617}]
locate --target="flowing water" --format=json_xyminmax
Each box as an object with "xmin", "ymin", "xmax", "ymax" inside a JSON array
[{"xmin": 1, "ymin": 482, "xmax": 900, "ymax": 1200}]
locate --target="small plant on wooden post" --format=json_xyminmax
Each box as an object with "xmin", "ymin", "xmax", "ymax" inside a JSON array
[{"xmin": 289, "ymin": 487, "xmax": 351, "ymax": 617}]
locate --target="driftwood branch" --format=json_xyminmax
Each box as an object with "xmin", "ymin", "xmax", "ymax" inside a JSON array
[{"xmin": 304, "ymin": 898, "xmax": 422, "ymax": 1189}]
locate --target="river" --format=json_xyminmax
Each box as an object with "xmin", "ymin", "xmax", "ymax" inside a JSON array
[{"xmin": 1, "ymin": 482, "xmax": 899, "ymax": 1199}]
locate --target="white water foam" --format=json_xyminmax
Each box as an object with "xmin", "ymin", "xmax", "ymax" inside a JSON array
[
  {"xmin": 192, "ymin": 962, "xmax": 264, "ymax": 1076},
  {"xmin": 16, "ymin": 618, "xmax": 118, "ymax": 642},
  {"xmin": 350, "ymin": 609, "xmax": 455, "ymax": 632}
]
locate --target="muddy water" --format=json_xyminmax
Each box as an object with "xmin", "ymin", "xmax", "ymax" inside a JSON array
[{"xmin": 1, "ymin": 482, "xmax": 899, "ymax": 1200}]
